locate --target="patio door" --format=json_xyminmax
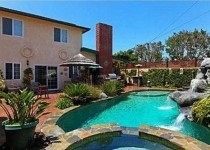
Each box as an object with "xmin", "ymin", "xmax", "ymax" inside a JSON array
[{"xmin": 35, "ymin": 65, "xmax": 58, "ymax": 90}]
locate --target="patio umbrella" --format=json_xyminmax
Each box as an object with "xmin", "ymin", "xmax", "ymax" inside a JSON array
[
  {"xmin": 60, "ymin": 53, "xmax": 99, "ymax": 66},
  {"xmin": 60, "ymin": 53, "xmax": 99, "ymax": 85}
]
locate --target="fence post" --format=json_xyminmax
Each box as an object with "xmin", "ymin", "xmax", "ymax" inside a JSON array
[{"xmin": 166, "ymin": 58, "xmax": 169, "ymax": 68}]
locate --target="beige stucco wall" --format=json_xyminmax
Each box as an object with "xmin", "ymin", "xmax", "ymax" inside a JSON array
[
  {"xmin": 81, "ymin": 51, "xmax": 97, "ymax": 62},
  {"xmin": 0, "ymin": 11, "xmax": 84, "ymax": 90}
]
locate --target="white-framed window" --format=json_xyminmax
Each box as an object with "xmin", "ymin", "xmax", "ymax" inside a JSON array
[
  {"xmin": 69, "ymin": 66, "xmax": 79, "ymax": 78},
  {"xmin": 54, "ymin": 28, "xmax": 68, "ymax": 43},
  {"xmin": 5, "ymin": 63, "xmax": 21, "ymax": 80},
  {"xmin": 73, "ymin": 66, "xmax": 79, "ymax": 75},
  {"xmin": 2, "ymin": 17, "xmax": 23, "ymax": 37}
]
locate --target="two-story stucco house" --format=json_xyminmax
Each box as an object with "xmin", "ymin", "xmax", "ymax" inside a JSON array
[{"xmin": 0, "ymin": 7, "xmax": 91, "ymax": 90}]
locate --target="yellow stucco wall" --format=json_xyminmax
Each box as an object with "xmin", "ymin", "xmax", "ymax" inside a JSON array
[{"xmin": 0, "ymin": 11, "xmax": 84, "ymax": 90}]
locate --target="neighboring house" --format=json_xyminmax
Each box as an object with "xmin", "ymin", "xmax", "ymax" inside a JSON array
[
  {"xmin": 0, "ymin": 7, "xmax": 90, "ymax": 90},
  {"xmin": 81, "ymin": 47, "xmax": 98, "ymax": 63}
]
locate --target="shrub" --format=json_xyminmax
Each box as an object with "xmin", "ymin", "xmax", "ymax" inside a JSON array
[
  {"xmin": 115, "ymin": 80, "xmax": 124, "ymax": 89},
  {"xmin": 60, "ymin": 83, "xmax": 90, "ymax": 105},
  {"xmin": 0, "ymin": 70, "xmax": 5, "ymax": 91},
  {"xmin": 88, "ymin": 86, "xmax": 102, "ymax": 100},
  {"xmin": 101, "ymin": 80, "xmax": 123, "ymax": 97},
  {"xmin": 142, "ymin": 68, "xmax": 197, "ymax": 88},
  {"xmin": 0, "ymin": 79, "xmax": 5, "ymax": 91},
  {"xmin": 126, "ymin": 69, "xmax": 136, "ymax": 76},
  {"xmin": 55, "ymin": 98, "xmax": 73, "ymax": 109},
  {"xmin": 192, "ymin": 96, "xmax": 210, "ymax": 126},
  {"xmin": 22, "ymin": 67, "xmax": 33, "ymax": 88}
]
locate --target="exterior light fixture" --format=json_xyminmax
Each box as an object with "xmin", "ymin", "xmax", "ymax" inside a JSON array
[{"xmin": 26, "ymin": 60, "xmax": 29, "ymax": 66}]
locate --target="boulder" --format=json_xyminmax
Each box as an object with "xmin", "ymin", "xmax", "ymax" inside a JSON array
[
  {"xmin": 170, "ymin": 57, "xmax": 210, "ymax": 108},
  {"xmin": 99, "ymin": 92, "xmax": 108, "ymax": 99},
  {"xmin": 195, "ymin": 72, "xmax": 204, "ymax": 79},
  {"xmin": 190, "ymin": 79, "xmax": 207, "ymax": 92},
  {"xmin": 169, "ymin": 91, "xmax": 208, "ymax": 107},
  {"xmin": 201, "ymin": 58, "xmax": 210, "ymax": 67}
]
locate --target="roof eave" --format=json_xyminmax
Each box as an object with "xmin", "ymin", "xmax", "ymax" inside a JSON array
[
  {"xmin": 0, "ymin": 7, "xmax": 90, "ymax": 33},
  {"xmin": 81, "ymin": 47, "xmax": 98, "ymax": 54}
]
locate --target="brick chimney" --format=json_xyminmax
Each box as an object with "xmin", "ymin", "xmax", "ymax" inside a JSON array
[{"xmin": 96, "ymin": 23, "xmax": 113, "ymax": 75}]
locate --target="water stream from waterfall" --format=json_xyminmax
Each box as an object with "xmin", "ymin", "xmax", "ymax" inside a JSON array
[
  {"xmin": 160, "ymin": 113, "xmax": 186, "ymax": 131},
  {"xmin": 158, "ymin": 96, "xmax": 174, "ymax": 110},
  {"xmin": 190, "ymin": 81, "xmax": 197, "ymax": 92},
  {"xmin": 174, "ymin": 113, "xmax": 186, "ymax": 126}
]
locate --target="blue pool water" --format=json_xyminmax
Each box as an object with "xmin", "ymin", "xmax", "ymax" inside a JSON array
[{"xmin": 57, "ymin": 91, "xmax": 210, "ymax": 144}]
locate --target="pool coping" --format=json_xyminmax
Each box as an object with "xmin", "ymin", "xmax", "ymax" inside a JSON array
[
  {"xmin": 42, "ymin": 88, "xmax": 210, "ymax": 149},
  {"xmin": 44, "ymin": 124, "xmax": 210, "ymax": 150}
]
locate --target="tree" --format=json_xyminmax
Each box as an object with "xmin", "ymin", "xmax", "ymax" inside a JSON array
[
  {"xmin": 166, "ymin": 29, "xmax": 210, "ymax": 60},
  {"xmin": 113, "ymin": 49, "xmax": 138, "ymax": 62},
  {"xmin": 135, "ymin": 44, "xmax": 147, "ymax": 62},
  {"xmin": 135, "ymin": 41, "xmax": 164, "ymax": 62}
]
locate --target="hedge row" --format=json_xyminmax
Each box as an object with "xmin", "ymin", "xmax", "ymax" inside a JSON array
[{"xmin": 141, "ymin": 68, "xmax": 197, "ymax": 88}]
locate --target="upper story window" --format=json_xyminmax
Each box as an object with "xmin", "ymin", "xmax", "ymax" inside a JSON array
[
  {"xmin": 54, "ymin": 28, "xmax": 68, "ymax": 43},
  {"xmin": 2, "ymin": 17, "xmax": 23, "ymax": 37},
  {"xmin": 5, "ymin": 63, "xmax": 21, "ymax": 80}
]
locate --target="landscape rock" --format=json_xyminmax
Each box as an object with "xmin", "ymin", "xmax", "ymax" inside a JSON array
[
  {"xmin": 169, "ymin": 91, "xmax": 208, "ymax": 107},
  {"xmin": 170, "ymin": 57, "xmax": 210, "ymax": 108},
  {"xmin": 190, "ymin": 79, "xmax": 207, "ymax": 92},
  {"xmin": 99, "ymin": 92, "xmax": 108, "ymax": 99},
  {"xmin": 200, "ymin": 58, "xmax": 210, "ymax": 67},
  {"xmin": 195, "ymin": 72, "xmax": 204, "ymax": 79}
]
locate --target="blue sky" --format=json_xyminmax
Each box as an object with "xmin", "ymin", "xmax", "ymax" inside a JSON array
[{"xmin": 1, "ymin": 1, "xmax": 210, "ymax": 54}]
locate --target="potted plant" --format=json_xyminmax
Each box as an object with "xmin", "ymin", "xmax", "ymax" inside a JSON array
[{"xmin": 0, "ymin": 88, "xmax": 48, "ymax": 149}]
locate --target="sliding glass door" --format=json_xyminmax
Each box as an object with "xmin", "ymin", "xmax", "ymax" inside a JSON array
[
  {"xmin": 47, "ymin": 66, "xmax": 58, "ymax": 89},
  {"xmin": 35, "ymin": 65, "xmax": 58, "ymax": 90}
]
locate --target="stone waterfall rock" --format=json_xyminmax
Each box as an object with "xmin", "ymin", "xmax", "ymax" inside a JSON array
[
  {"xmin": 195, "ymin": 72, "xmax": 204, "ymax": 79},
  {"xmin": 190, "ymin": 79, "xmax": 207, "ymax": 92},
  {"xmin": 201, "ymin": 58, "xmax": 210, "ymax": 67},
  {"xmin": 169, "ymin": 91, "xmax": 208, "ymax": 107},
  {"xmin": 170, "ymin": 57, "xmax": 210, "ymax": 108}
]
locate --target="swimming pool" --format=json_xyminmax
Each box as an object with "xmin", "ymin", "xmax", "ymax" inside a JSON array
[{"xmin": 57, "ymin": 91, "xmax": 210, "ymax": 144}]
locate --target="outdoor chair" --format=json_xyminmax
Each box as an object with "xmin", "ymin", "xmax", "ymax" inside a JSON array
[
  {"xmin": 7, "ymin": 82, "xmax": 19, "ymax": 93},
  {"xmin": 31, "ymin": 82, "xmax": 40, "ymax": 94},
  {"xmin": 37, "ymin": 85, "xmax": 49, "ymax": 98}
]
